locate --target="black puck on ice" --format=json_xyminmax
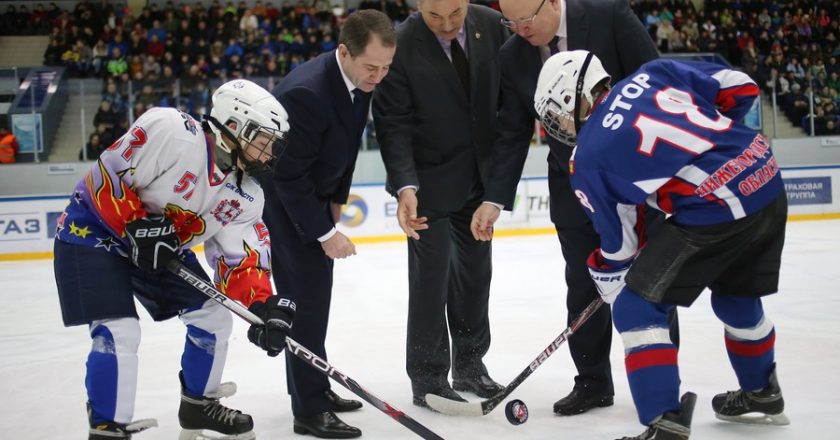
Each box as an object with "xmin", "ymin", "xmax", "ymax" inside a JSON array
[{"xmin": 504, "ymin": 399, "xmax": 529, "ymax": 425}]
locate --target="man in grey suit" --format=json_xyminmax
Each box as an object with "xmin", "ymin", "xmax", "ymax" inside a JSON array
[
  {"xmin": 372, "ymin": 0, "xmax": 508, "ymax": 408},
  {"xmin": 472, "ymin": 0, "xmax": 677, "ymax": 416}
]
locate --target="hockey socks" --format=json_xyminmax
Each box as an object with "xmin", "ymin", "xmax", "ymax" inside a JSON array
[{"xmin": 613, "ymin": 290, "xmax": 681, "ymax": 425}]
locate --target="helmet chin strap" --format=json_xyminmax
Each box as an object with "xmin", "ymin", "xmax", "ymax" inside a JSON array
[{"xmin": 573, "ymin": 52, "xmax": 595, "ymax": 136}]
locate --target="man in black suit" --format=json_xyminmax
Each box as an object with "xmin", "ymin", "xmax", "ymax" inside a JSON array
[
  {"xmin": 472, "ymin": 0, "xmax": 676, "ymax": 416},
  {"xmin": 372, "ymin": 0, "xmax": 509, "ymax": 408},
  {"xmin": 261, "ymin": 10, "xmax": 396, "ymax": 439}
]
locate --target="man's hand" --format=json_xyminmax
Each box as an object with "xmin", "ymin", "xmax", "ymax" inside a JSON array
[
  {"xmin": 471, "ymin": 203, "xmax": 501, "ymax": 241},
  {"xmin": 397, "ymin": 188, "xmax": 428, "ymax": 240},
  {"xmin": 331, "ymin": 202, "xmax": 343, "ymax": 223},
  {"xmin": 321, "ymin": 231, "xmax": 356, "ymax": 259}
]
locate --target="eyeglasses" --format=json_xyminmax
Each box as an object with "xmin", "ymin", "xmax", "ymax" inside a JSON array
[{"xmin": 500, "ymin": 0, "xmax": 548, "ymax": 29}]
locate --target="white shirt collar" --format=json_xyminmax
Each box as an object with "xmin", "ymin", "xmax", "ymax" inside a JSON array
[
  {"xmin": 335, "ymin": 49, "xmax": 357, "ymax": 101},
  {"xmin": 557, "ymin": 0, "xmax": 567, "ymax": 40}
]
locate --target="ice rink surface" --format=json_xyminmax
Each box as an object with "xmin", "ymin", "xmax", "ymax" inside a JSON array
[{"xmin": 2, "ymin": 219, "xmax": 839, "ymax": 439}]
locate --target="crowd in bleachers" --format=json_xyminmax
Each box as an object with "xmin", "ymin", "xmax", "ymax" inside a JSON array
[
  {"xmin": 630, "ymin": 0, "xmax": 840, "ymax": 136},
  {"xmin": 1, "ymin": 0, "xmax": 839, "ymax": 161}
]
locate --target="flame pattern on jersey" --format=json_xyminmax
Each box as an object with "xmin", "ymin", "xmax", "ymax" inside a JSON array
[
  {"xmin": 85, "ymin": 161, "xmax": 147, "ymax": 237},
  {"xmin": 215, "ymin": 242, "xmax": 272, "ymax": 305},
  {"xmin": 164, "ymin": 203, "xmax": 206, "ymax": 246}
]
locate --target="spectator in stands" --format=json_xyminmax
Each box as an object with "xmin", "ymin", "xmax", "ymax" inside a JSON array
[
  {"xmin": 143, "ymin": 54, "xmax": 162, "ymax": 79},
  {"xmin": 79, "ymin": 132, "xmax": 104, "ymax": 161},
  {"xmin": 240, "ymin": 8, "xmax": 259, "ymax": 33},
  {"xmin": 137, "ymin": 83, "xmax": 158, "ymax": 109},
  {"xmin": 106, "ymin": 46, "xmax": 128, "ymax": 77},
  {"xmin": 0, "ymin": 125, "xmax": 19, "ymax": 164},
  {"xmin": 44, "ymin": 38, "xmax": 65, "ymax": 66}
]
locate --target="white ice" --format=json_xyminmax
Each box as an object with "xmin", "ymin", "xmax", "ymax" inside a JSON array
[{"xmin": 2, "ymin": 220, "xmax": 839, "ymax": 440}]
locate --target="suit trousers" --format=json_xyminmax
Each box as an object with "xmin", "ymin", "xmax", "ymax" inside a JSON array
[
  {"xmin": 407, "ymin": 197, "xmax": 492, "ymax": 393},
  {"xmin": 263, "ymin": 199, "xmax": 334, "ymax": 418}
]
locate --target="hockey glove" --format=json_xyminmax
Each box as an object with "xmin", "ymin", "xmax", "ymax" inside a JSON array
[
  {"xmin": 124, "ymin": 216, "xmax": 180, "ymax": 273},
  {"xmin": 248, "ymin": 296, "xmax": 295, "ymax": 356},
  {"xmin": 587, "ymin": 249, "xmax": 633, "ymax": 304}
]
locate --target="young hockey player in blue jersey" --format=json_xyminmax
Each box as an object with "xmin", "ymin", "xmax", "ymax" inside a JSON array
[
  {"xmin": 54, "ymin": 79, "xmax": 297, "ymax": 440},
  {"xmin": 534, "ymin": 51, "xmax": 790, "ymax": 440}
]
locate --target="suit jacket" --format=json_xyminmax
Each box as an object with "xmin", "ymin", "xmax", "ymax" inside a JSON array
[
  {"xmin": 268, "ymin": 51, "xmax": 371, "ymax": 243},
  {"xmin": 373, "ymin": 4, "xmax": 508, "ymax": 212},
  {"xmin": 485, "ymin": 0, "xmax": 657, "ymax": 226}
]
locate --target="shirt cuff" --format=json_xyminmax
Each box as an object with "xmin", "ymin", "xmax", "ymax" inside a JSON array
[
  {"xmin": 317, "ymin": 227, "xmax": 338, "ymax": 242},
  {"xmin": 482, "ymin": 201, "xmax": 504, "ymax": 210},
  {"xmin": 397, "ymin": 185, "xmax": 418, "ymax": 194}
]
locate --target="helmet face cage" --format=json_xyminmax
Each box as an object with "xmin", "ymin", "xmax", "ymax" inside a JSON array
[
  {"xmin": 237, "ymin": 120, "xmax": 288, "ymax": 174},
  {"xmin": 540, "ymin": 100, "xmax": 578, "ymax": 146}
]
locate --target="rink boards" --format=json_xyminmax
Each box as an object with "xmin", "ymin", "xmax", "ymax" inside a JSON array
[{"xmin": 1, "ymin": 167, "xmax": 839, "ymax": 260}]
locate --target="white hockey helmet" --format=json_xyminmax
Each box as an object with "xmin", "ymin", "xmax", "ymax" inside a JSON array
[
  {"xmin": 207, "ymin": 79, "xmax": 290, "ymax": 174},
  {"xmin": 534, "ymin": 50, "xmax": 611, "ymax": 146}
]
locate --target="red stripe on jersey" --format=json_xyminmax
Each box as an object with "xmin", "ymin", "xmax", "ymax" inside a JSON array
[
  {"xmin": 634, "ymin": 205, "xmax": 647, "ymax": 246},
  {"xmin": 716, "ymin": 84, "xmax": 760, "ymax": 113},
  {"xmin": 655, "ymin": 177, "xmax": 697, "ymax": 213},
  {"xmin": 625, "ymin": 347, "xmax": 678, "ymax": 374},
  {"xmin": 725, "ymin": 331, "xmax": 775, "ymax": 357}
]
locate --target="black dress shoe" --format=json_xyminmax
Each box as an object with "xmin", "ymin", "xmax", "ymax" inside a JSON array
[
  {"xmin": 413, "ymin": 384, "xmax": 467, "ymax": 409},
  {"xmin": 325, "ymin": 389, "xmax": 362, "ymax": 412},
  {"xmin": 293, "ymin": 411, "xmax": 361, "ymax": 438},
  {"xmin": 453, "ymin": 374, "xmax": 505, "ymax": 398},
  {"xmin": 553, "ymin": 388, "xmax": 614, "ymax": 415}
]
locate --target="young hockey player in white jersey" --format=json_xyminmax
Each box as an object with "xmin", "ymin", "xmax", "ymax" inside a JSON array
[
  {"xmin": 534, "ymin": 51, "xmax": 789, "ymax": 440},
  {"xmin": 54, "ymin": 79, "xmax": 297, "ymax": 440}
]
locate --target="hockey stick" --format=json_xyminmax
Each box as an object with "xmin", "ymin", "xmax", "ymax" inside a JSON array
[
  {"xmin": 168, "ymin": 261, "xmax": 445, "ymax": 440},
  {"xmin": 426, "ymin": 297, "xmax": 605, "ymax": 416}
]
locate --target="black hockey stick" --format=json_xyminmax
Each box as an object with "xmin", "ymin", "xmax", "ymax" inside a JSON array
[
  {"xmin": 168, "ymin": 261, "xmax": 445, "ymax": 440},
  {"xmin": 426, "ymin": 297, "xmax": 605, "ymax": 416}
]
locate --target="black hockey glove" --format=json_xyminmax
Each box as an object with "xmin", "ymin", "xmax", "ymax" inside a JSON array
[
  {"xmin": 124, "ymin": 216, "xmax": 180, "ymax": 273},
  {"xmin": 248, "ymin": 296, "xmax": 295, "ymax": 356}
]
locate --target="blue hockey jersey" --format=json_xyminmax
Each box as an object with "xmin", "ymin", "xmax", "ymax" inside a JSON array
[{"xmin": 571, "ymin": 59, "xmax": 783, "ymax": 262}]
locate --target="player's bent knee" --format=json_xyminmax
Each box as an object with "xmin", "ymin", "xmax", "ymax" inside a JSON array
[
  {"xmin": 90, "ymin": 317, "xmax": 141, "ymax": 355},
  {"xmin": 180, "ymin": 300, "xmax": 233, "ymax": 341}
]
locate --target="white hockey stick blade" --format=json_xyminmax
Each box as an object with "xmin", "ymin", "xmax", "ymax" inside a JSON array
[
  {"xmin": 178, "ymin": 429, "xmax": 256, "ymax": 440},
  {"xmin": 424, "ymin": 394, "xmax": 485, "ymax": 416},
  {"xmin": 715, "ymin": 411, "xmax": 790, "ymax": 426}
]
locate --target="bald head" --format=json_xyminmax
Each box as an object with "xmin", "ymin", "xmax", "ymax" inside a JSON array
[{"xmin": 499, "ymin": 0, "xmax": 561, "ymax": 47}]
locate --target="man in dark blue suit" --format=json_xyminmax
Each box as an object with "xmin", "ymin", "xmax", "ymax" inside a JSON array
[
  {"xmin": 471, "ymin": 0, "xmax": 677, "ymax": 417},
  {"xmin": 260, "ymin": 10, "xmax": 396, "ymax": 439}
]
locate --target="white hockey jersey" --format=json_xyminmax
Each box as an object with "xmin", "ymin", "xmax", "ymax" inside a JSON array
[{"xmin": 56, "ymin": 107, "xmax": 273, "ymax": 306}]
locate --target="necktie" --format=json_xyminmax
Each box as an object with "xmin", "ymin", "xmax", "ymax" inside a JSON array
[
  {"xmin": 352, "ymin": 88, "xmax": 368, "ymax": 138},
  {"xmin": 451, "ymin": 38, "xmax": 470, "ymax": 95},
  {"xmin": 549, "ymin": 35, "xmax": 561, "ymax": 55},
  {"xmin": 352, "ymin": 88, "xmax": 368, "ymax": 125}
]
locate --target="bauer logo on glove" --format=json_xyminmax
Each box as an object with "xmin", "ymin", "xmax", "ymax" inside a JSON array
[{"xmin": 586, "ymin": 249, "xmax": 634, "ymax": 304}]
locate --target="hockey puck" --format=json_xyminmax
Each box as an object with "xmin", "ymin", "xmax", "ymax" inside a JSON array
[{"xmin": 504, "ymin": 399, "xmax": 529, "ymax": 425}]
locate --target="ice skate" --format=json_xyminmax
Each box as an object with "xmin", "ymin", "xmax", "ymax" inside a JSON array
[
  {"xmin": 88, "ymin": 402, "xmax": 157, "ymax": 439},
  {"xmin": 712, "ymin": 364, "xmax": 790, "ymax": 425},
  {"xmin": 178, "ymin": 373, "xmax": 255, "ymax": 440},
  {"xmin": 617, "ymin": 392, "xmax": 696, "ymax": 440}
]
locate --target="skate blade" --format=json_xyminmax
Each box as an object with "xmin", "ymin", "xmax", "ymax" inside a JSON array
[
  {"xmin": 715, "ymin": 411, "xmax": 790, "ymax": 426},
  {"xmin": 179, "ymin": 429, "xmax": 256, "ymax": 440}
]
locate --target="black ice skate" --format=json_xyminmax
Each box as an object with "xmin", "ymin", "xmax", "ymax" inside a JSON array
[
  {"xmin": 88, "ymin": 402, "xmax": 158, "ymax": 439},
  {"xmin": 617, "ymin": 392, "xmax": 696, "ymax": 440},
  {"xmin": 712, "ymin": 363, "xmax": 790, "ymax": 425},
  {"xmin": 178, "ymin": 372, "xmax": 255, "ymax": 440}
]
